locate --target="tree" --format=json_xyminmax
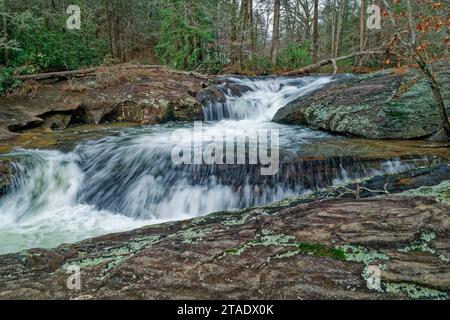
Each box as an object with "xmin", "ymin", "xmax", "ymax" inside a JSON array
[
  {"xmin": 2, "ymin": 0, "xmax": 8, "ymax": 66},
  {"xmin": 270, "ymin": 0, "xmax": 281, "ymax": 64},
  {"xmin": 312, "ymin": 0, "xmax": 319, "ymax": 63},
  {"xmin": 334, "ymin": 0, "xmax": 345, "ymax": 58},
  {"xmin": 358, "ymin": 0, "xmax": 366, "ymax": 66},
  {"xmin": 230, "ymin": 0, "xmax": 239, "ymax": 64},
  {"xmin": 331, "ymin": 0, "xmax": 337, "ymax": 59},
  {"xmin": 381, "ymin": 0, "xmax": 449, "ymax": 138}
]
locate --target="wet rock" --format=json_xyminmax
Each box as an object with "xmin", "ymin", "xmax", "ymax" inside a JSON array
[
  {"xmin": 0, "ymin": 159, "xmax": 12, "ymax": 193},
  {"xmin": 273, "ymin": 62, "xmax": 450, "ymax": 141},
  {"xmin": 264, "ymin": 163, "xmax": 450, "ymax": 212},
  {"xmin": 197, "ymin": 81, "xmax": 252, "ymax": 106},
  {"xmin": 0, "ymin": 188, "xmax": 449, "ymax": 299}
]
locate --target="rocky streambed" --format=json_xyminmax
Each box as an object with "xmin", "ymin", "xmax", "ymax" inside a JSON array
[
  {"xmin": 0, "ymin": 63, "xmax": 449, "ymax": 300},
  {"xmin": 0, "ymin": 165, "xmax": 449, "ymax": 300}
]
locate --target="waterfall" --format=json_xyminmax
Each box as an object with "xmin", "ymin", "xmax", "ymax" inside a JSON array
[
  {"xmin": 201, "ymin": 76, "xmax": 331, "ymax": 121},
  {"xmin": 0, "ymin": 76, "xmax": 437, "ymax": 254}
]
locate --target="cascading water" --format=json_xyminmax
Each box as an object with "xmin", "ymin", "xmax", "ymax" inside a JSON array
[
  {"xmin": 201, "ymin": 76, "xmax": 331, "ymax": 121},
  {"xmin": 0, "ymin": 76, "xmax": 437, "ymax": 254}
]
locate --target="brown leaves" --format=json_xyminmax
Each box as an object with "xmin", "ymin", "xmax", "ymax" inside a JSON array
[
  {"xmin": 416, "ymin": 44, "xmax": 427, "ymax": 52},
  {"xmin": 394, "ymin": 63, "xmax": 408, "ymax": 75}
]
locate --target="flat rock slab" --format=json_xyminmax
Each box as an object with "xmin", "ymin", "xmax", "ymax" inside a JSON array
[
  {"xmin": 0, "ymin": 195, "xmax": 449, "ymax": 300},
  {"xmin": 0, "ymin": 65, "xmax": 213, "ymax": 142}
]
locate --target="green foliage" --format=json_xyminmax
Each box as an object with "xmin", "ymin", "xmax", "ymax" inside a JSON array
[
  {"xmin": 277, "ymin": 43, "xmax": 313, "ymax": 70},
  {"xmin": 0, "ymin": 2, "xmax": 108, "ymax": 93},
  {"xmin": 0, "ymin": 67, "xmax": 22, "ymax": 95},
  {"xmin": 156, "ymin": 0, "xmax": 223, "ymax": 72},
  {"xmin": 9, "ymin": 11, "xmax": 106, "ymax": 72},
  {"xmin": 242, "ymin": 54, "xmax": 273, "ymax": 75}
]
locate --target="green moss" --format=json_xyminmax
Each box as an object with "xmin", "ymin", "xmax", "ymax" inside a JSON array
[
  {"xmin": 271, "ymin": 243, "xmax": 346, "ymax": 262},
  {"xmin": 225, "ymin": 247, "xmax": 246, "ymax": 256},
  {"xmin": 298, "ymin": 243, "xmax": 346, "ymax": 260}
]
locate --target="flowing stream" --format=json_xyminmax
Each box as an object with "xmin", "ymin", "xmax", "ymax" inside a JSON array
[{"xmin": 0, "ymin": 76, "xmax": 434, "ymax": 254}]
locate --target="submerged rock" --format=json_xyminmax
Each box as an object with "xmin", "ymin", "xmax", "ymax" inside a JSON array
[{"xmin": 273, "ymin": 62, "xmax": 450, "ymax": 141}]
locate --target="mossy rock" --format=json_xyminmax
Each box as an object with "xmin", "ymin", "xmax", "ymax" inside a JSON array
[{"xmin": 274, "ymin": 62, "xmax": 450, "ymax": 141}]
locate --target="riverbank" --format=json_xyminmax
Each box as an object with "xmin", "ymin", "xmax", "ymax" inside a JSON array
[
  {"xmin": 0, "ymin": 64, "xmax": 213, "ymax": 144},
  {"xmin": 1, "ymin": 62, "xmax": 449, "ymax": 149}
]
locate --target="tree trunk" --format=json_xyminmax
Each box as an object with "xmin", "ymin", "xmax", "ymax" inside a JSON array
[
  {"xmin": 358, "ymin": 0, "xmax": 366, "ymax": 66},
  {"xmin": 414, "ymin": 53, "xmax": 450, "ymax": 135},
  {"xmin": 331, "ymin": 0, "xmax": 337, "ymax": 59},
  {"xmin": 281, "ymin": 49, "xmax": 384, "ymax": 76},
  {"xmin": 2, "ymin": 0, "xmax": 8, "ymax": 66},
  {"xmin": 334, "ymin": 0, "xmax": 345, "ymax": 58},
  {"xmin": 382, "ymin": 0, "xmax": 449, "ymax": 137},
  {"xmin": 238, "ymin": 0, "xmax": 249, "ymax": 66},
  {"xmin": 230, "ymin": 0, "xmax": 238, "ymax": 64},
  {"xmin": 270, "ymin": 0, "xmax": 281, "ymax": 65},
  {"xmin": 312, "ymin": 0, "xmax": 319, "ymax": 63},
  {"xmin": 248, "ymin": 0, "xmax": 255, "ymax": 52},
  {"xmin": 107, "ymin": 0, "xmax": 119, "ymax": 59}
]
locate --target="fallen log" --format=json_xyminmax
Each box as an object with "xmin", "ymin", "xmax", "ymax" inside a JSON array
[
  {"xmin": 17, "ymin": 68, "xmax": 97, "ymax": 81},
  {"xmin": 281, "ymin": 50, "xmax": 385, "ymax": 76},
  {"xmin": 17, "ymin": 64, "xmax": 211, "ymax": 82}
]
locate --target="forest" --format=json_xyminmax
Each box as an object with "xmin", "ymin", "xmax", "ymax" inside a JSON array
[{"xmin": 0, "ymin": 0, "xmax": 448, "ymax": 92}]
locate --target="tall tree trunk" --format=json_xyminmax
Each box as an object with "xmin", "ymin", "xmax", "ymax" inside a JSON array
[
  {"xmin": 331, "ymin": 0, "xmax": 337, "ymax": 59},
  {"xmin": 2, "ymin": 0, "xmax": 8, "ymax": 66},
  {"xmin": 334, "ymin": 0, "xmax": 345, "ymax": 58},
  {"xmin": 107, "ymin": 0, "xmax": 117, "ymax": 58},
  {"xmin": 248, "ymin": 0, "xmax": 255, "ymax": 52},
  {"xmin": 443, "ymin": 5, "xmax": 449, "ymax": 57},
  {"xmin": 312, "ymin": 0, "xmax": 319, "ymax": 63},
  {"xmin": 358, "ymin": 0, "xmax": 366, "ymax": 66},
  {"xmin": 270, "ymin": 0, "xmax": 281, "ymax": 65},
  {"xmin": 238, "ymin": 0, "xmax": 249, "ymax": 66},
  {"xmin": 230, "ymin": 0, "xmax": 238, "ymax": 64},
  {"xmin": 414, "ymin": 53, "xmax": 449, "ymax": 136}
]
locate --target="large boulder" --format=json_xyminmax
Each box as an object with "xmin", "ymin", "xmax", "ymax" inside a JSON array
[{"xmin": 273, "ymin": 62, "xmax": 450, "ymax": 141}]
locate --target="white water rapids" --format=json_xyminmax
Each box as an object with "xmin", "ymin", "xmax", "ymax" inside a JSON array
[{"xmin": 0, "ymin": 76, "xmax": 426, "ymax": 254}]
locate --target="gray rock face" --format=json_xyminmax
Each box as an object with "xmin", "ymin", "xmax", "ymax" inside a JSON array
[
  {"xmin": 197, "ymin": 81, "xmax": 252, "ymax": 106},
  {"xmin": 273, "ymin": 63, "xmax": 450, "ymax": 141}
]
